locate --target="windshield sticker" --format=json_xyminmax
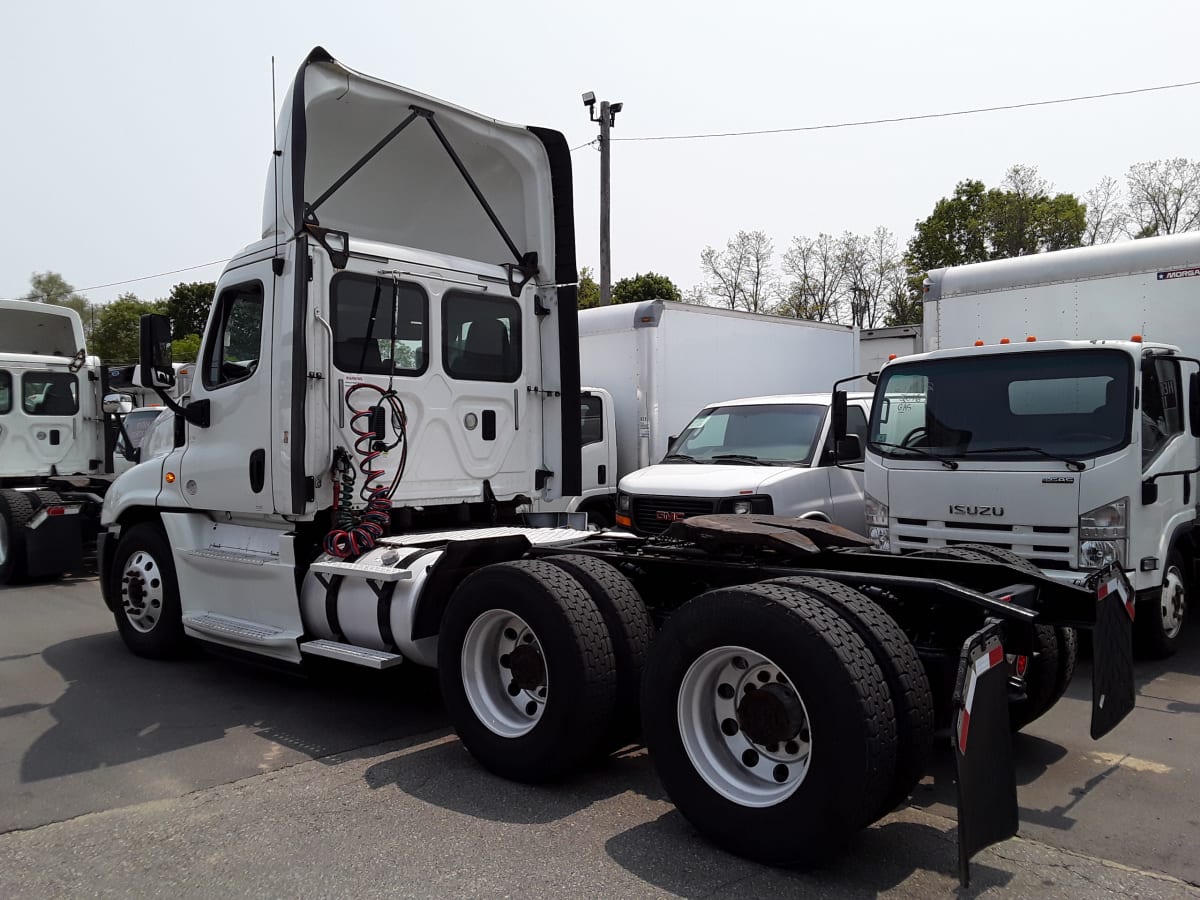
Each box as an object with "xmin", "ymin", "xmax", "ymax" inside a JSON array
[{"xmin": 1157, "ymin": 267, "xmax": 1200, "ymax": 281}]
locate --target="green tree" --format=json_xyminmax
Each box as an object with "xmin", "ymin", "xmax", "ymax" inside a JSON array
[
  {"xmin": 171, "ymin": 334, "xmax": 202, "ymax": 362},
  {"xmin": 577, "ymin": 266, "xmax": 600, "ymax": 309},
  {"xmin": 27, "ymin": 272, "xmax": 96, "ymax": 339},
  {"xmin": 611, "ymin": 271, "xmax": 682, "ymax": 305},
  {"xmin": 164, "ymin": 281, "xmax": 215, "ymax": 339},
  {"xmin": 900, "ymin": 166, "xmax": 1086, "ymax": 324},
  {"xmin": 91, "ymin": 293, "xmax": 166, "ymax": 363}
]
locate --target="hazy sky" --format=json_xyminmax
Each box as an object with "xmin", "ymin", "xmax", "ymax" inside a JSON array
[{"xmin": 4, "ymin": 0, "xmax": 1199, "ymax": 308}]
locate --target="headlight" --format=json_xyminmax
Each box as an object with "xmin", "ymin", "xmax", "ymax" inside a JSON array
[
  {"xmin": 1078, "ymin": 498, "xmax": 1127, "ymax": 569},
  {"xmin": 617, "ymin": 492, "xmax": 631, "ymax": 513},
  {"xmin": 864, "ymin": 493, "xmax": 889, "ymax": 551},
  {"xmin": 718, "ymin": 495, "xmax": 773, "ymax": 515}
]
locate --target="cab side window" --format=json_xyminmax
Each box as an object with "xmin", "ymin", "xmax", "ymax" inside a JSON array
[
  {"xmin": 443, "ymin": 292, "xmax": 522, "ymax": 383},
  {"xmin": 202, "ymin": 282, "xmax": 265, "ymax": 389},
  {"xmin": 581, "ymin": 393, "xmax": 604, "ymax": 446},
  {"xmin": 0, "ymin": 371, "xmax": 10, "ymax": 414},
  {"xmin": 22, "ymin": 372, "xmax": 78, "ymax": 416},
  {"xmin": 1141, "ymin": 357, "xmax": 1183, "ymax": 467}
]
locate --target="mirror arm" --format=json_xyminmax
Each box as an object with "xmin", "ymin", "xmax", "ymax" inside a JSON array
[{"xmin": 154, "ymin": 389, "xmax": 210, "ymax": 428}]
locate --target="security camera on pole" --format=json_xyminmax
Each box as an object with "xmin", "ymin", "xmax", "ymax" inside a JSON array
[{"xmin": 582, "ymin": 92, "xmax": 623, "ymax": 306}]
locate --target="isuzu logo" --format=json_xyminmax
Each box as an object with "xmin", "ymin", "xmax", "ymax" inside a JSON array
[
  {"xmin": 948, "ymin": 505, "xmax": 1005, "ymax": 517},
  {"xmin": 656, "ymin": 511, "xmax": 688, "ymax": 522}
]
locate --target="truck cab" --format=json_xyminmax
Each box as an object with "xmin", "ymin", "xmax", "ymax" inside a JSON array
[
  {"xmin": 616, "ymin": 392, "xmax": 872, "ymax": 535},
  {"xmin": 864, "ymin": 338, "xmax": 1198, "ymax": 656}
]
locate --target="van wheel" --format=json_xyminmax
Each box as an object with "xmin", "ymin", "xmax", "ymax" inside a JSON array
[
  {"xmin": 765, "ymin": 576, "xmax": 933, "ymax": 818},
  {"xmin": 1136, "ymin": 548, "xmax": 1188, "ymax": 659},
  {"xmin": 641, "ymin": 583, "xmax": 897, "ymax": 866},
  {"xmin": 110, "ymin": 522, "xmax": 187, "ymax": 659},
  {"xmin": 439, "ymin": 560, "xmax": 617, "ymax": 783},
  {"xmin": 543, "ymin": 554, "xmax": 654, "ymax": 748},
  {"xmin": 0, "ymin": 490, "xmax": 34, "ymax": 585}
]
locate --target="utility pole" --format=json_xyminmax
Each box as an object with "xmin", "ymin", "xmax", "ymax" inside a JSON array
[{"xmin": 582, "ymin": 92, "xmax": 623, "ymax": 305}]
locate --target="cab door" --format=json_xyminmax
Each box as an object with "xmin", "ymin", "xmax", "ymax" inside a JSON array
[
  {"xmin": 178, "ymin": 261, "xmax": 274, "ymax": 514},
  {"xmin": 825, "ymin": 402, "xmax": 871, "ymax": 532}
]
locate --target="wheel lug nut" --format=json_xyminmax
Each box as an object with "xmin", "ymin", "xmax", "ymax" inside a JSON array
[{"xmin": 721, "ymin": 718, "xmax": 739, "ymax": 736}]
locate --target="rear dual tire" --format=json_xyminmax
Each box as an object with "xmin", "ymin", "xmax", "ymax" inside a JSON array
[{"xmin": 640, "ymin": 582, "xmax": 900, "ymax": 866}]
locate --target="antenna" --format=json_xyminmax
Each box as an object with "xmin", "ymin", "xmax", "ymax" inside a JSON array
[{"xmin": 271, "ymin": 56, "xmax": 280, "ymax": 264}]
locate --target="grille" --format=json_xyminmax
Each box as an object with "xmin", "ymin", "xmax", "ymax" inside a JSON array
[{"xmin": 632, "ymin": 496, "xmax": 717, "ymax": 535}]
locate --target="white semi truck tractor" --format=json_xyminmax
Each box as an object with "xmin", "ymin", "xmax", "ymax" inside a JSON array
[{"xmin": 99, "ymin": 48, "xmax": 1138, "ymax": 886}]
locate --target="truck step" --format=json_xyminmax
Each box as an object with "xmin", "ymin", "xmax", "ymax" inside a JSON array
[
  {"xmin": 184, "ymin": 547, "xmax": 276, "ymax": 566},
  {"xmin": 308, "ymin": 560, "xmax": 412, "ymax": 582},
  {"xmin": 299, "ymin": 639, "xmax": 404, "ymax": 669},
  {"xmin": 183, "ymin": 613, "xmax": 299, "ymax": 648}
]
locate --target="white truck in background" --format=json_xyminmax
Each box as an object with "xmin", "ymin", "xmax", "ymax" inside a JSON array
[
  {"xmin": 616, "ymin": 391, "xmax": 873, "ymax": 535},
  {"xmin": 0, "ymin": 299, "xmax": 124, "ymax": 583},
  {"xmin": 548, "ymin": 300, "xmax": 859, "ymax": 526},
  {"xmin": 859, "ymin": 324, "xmax": 922, "ymax": 372},
  {"xmin": 859, "ymin": 233, "xmax": 1200, "ymax": 657}
]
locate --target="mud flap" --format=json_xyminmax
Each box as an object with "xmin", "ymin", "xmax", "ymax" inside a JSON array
[
  {"xmin": 952, "ymin": 619, "xmax": 1017, "ymax": 888},
  {"xmin": 1090, "ymin": 563, "xmax": 1136, "ymax": 740}
]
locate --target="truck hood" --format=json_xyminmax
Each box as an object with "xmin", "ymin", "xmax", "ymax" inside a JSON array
[
  {"xmin": 264, "ymin": 47, "xmax": 569, "ymax": 282},
  {"xmin": 886, "ymin": 467, "xmax": 1080, "ymax": 526},
  {"xmin": 621, "ymin": 463, "xmax": 811, "ymax": 498}
]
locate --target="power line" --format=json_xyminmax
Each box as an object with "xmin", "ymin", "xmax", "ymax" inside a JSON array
[
  {"xmin": 591, "ymin": 78, "xmax": 1200, "ymax": 145},
  {"xmin": 9, "ymin": 259, "xmax": 228, "ymax": 303}
]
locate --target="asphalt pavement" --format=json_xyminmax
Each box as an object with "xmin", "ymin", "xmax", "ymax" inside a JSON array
[{"xmin": 2, "ymin": 572, "xmax": 1198, "ymax": 898}]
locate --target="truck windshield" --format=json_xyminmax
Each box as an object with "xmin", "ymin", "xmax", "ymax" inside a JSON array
[
  {"xmin": 667, "ymin": 403, "xmax": 826, "ymax": 465},
  {"xmin": 869, "ymin": 349, "xmax": 1133, "ymax": 462}
]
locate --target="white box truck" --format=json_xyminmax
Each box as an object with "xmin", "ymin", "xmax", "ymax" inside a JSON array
[
  {"xmin": 98, "ymin": 47, "xmax": 1137, "ymax": 883},
  {"xmin": 860, "ymin": 324, "xmax": 922, "ymax": 372},
  {"xmin": 557, "ymin": 300, "xmax": 859, "ymax": 526},
  {"xmin": 856, "ymin": 233, "xmax": 1200, "ymax": 657}
]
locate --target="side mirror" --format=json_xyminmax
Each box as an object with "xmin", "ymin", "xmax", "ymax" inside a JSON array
[
  {"xmin": 102, "ymin": 393, "xmax": 132, "ymax": 415},
  {"xmin": 138, "ymin": 314, "xmax": 175, "ymax": 389},
  {"xmin": 831, "ymin": 390, "xmax": 848, "ymax": 441},
  {"xmin": 836, "ymin": 434, "xmax": 863, "ymax": 462},
  {"xmin": 1190, "ymin": 372, "xmax": 1199, "ymax": 438}
]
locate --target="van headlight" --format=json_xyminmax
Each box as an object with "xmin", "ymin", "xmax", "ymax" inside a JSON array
[
  {"xmin": 719, "ymin": 496, "xmax": 772, "ymax": 515},
  {"xmin": 1079, "ymin": 498, "xmax": 1127, "ymax": 569},
  {"xmin": 864, "ymin": 493, "xmax": 890, "ymax": 551},
  {"xmin": 617, "ymin": 492, "xmax": 631, "ymax": 513}
]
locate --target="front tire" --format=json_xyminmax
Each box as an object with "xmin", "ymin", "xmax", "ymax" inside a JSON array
[
  {"xmin": 110, "ymin": 522, "xmax": 187, "ymax": 659},
  {"xmin": 641, "ymin": 583, "xmax": 897, "ymax": 867},
  {"xmin": 1135, "ymin": 548, "xmax": 1189, "ymax": 659},
  {"xmin": 438, "ymin": 560, "xmax": 617, "ymax": 783}
]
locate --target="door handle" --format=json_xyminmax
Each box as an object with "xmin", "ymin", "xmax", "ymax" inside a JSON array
[
  {"xmin": 249, "ymin": 449, "xmax": 265, "ymax": 493},
  {"xmin": 597, "ymin": 464, "xmax": 607, "ymax": 485}
]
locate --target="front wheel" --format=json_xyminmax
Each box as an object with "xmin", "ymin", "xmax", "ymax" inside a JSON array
[
  {"xmin": 1135, "ymin": 548, "xmax": 1189, "ymax": 659},
  {"xmin": 641, "ymin": 583, "xmax": 897, "ymax": 866},
  {"xmin": 109, "ymin": 522, "xmax": 187, "ymax": 659}
]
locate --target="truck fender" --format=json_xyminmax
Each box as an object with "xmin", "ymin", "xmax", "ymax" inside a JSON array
[
  {"xmin": 1153, "ymin": 517, "xmax": 1199, "ymax": 589},
  {"xmin": 410, "ymin": 535, "xmax": 533, "ymax": 641},
  {"xmin": 99, "ymin": 507, "xmax": 167, "ymax": 612}
]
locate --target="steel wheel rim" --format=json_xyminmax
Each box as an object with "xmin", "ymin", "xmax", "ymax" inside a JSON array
[
  {"xmin": 677, "ymin": 645, "xmax": 812, "ymax": 808},
  {"xmin": 461, "ymin": 609, "xmax": 548, "ymax": 738},
  {"xmin": 1161, "ymin": 566, "xmax": 1186, "ymax": 639},
  {"xmin": 120, "ymin": 550, "xmax": 165, "ymax": 634},
  {"xmin": 0, "ymin": 514, "xmax": 9, "ymax": 566}
]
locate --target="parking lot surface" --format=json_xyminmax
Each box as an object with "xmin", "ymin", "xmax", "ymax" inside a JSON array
[{"xmin": 2, "ymin": 573, "xmax": 1198, "ymax": 898}]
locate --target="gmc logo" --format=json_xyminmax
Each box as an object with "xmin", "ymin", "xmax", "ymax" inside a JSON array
[
  {"xmin": 656, "ymin": 511, "xmax": 688, "ymax": 522},
  {"xmin": 948, "ymin": 505, "xmax": 1005, "ymax": 517}
]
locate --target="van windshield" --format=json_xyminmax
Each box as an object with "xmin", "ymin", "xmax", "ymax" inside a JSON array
[
  {"xmin": 667, "ymin": 403, "xmax": 826, "ymax": 466},
  {"xmin": 869, "ymin": 349, "xmax": 1133, "ymax": 462}
]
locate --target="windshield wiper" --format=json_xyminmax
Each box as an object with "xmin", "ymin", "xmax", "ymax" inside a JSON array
[
  {"xmin": 871, "ymin": 441, "xmax": 959, "ymax": 470},
  {"xmin": 663, "ymin": 453, "xmax": 698, "ymax": 463},
  {"xmin": 710, "ymin": 454, "xmax": 772, "ymax": 466},
  {"xmin": 954, "ymin": 446, "xmax": 1086, "ymax": 471}
]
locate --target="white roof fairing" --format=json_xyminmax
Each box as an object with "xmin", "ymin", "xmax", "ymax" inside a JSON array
[{"xmin": 263, "ymin": 48, "xmax": 560, "ymax": 280}]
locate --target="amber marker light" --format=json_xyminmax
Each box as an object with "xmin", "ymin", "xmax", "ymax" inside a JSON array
[
  {"xmin": 165, "ymin": 472, "xmax": 177, "ymax": 484},
  {"xmin": 1131, "ymin": 334, "xmax": 1143, "ymax": 343}
]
